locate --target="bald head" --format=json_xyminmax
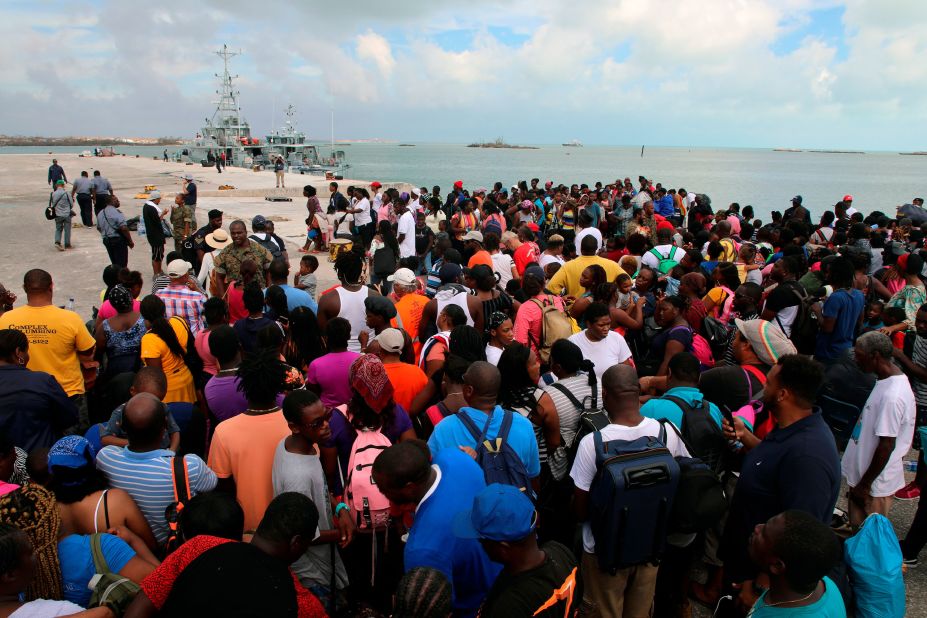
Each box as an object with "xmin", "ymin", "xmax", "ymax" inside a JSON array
[
  {"xmin": 123, "ymin": 392, "xmax": 167, "ymax": 448},
  {"xmin": 601, "ymin": 364, "xmax": 642, "ymax": 421},
  {"xmin": 463, "ymin": 361, "xmax": 501, "ymax": 409},
  {"xmin": 602, "ymin": 364, "xmax": 640, "ymax": 397}
]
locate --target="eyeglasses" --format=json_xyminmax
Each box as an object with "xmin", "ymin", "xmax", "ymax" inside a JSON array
[{"xmin": 306, "ymin": 410, "xmax": 333, "ymax": 430}]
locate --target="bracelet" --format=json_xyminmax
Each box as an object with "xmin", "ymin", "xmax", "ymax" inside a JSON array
[{"xmin": 335, "ymin": 502, "xmax": 349, "ymax": 516}]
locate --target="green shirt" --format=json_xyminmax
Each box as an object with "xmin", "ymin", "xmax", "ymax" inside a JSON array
[{"xmin": 213, "ymin": 240, "xmax": 272, "ymax": 282}]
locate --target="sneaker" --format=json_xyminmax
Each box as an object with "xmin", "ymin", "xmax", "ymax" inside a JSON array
[
  {"xmin": 896, "ymin": 482, "xmax": 921, "ymax": 501},
  {"xmin": 904, "ymin": 557, "xmax": 919, "ymax": 568},
  {"xmin": 55, "ymin": 243, "xmax": 65, "ymax": 252}
]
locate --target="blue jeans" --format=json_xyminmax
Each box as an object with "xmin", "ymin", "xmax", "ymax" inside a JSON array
[{"xmin": 54, "ymin": 216, "xmax": 71, "ymax": 246}]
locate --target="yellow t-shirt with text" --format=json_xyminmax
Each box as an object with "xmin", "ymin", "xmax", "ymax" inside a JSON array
[{"xmin": 0, "ymin": 305, "xmax": 95, "ymax": 396}]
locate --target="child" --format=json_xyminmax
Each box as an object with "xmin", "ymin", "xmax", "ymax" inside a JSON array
[
  {"xmin": 100, "ymin": 368, "xmax": 181, "ymax": 451},
  {"xmin": 863, "ymin": 299, "xmax": 885, "ymax": 331},
  {"xmin": 882, "ymin": 305, "xmax": 908, "ymax": 349},
  {"xmin": 615, "ymin": 273, "xmax": 639, "ymax": 312},
  {"xmin": 295, "ymin": 254, "xmax": 319, "ymax": 300}
]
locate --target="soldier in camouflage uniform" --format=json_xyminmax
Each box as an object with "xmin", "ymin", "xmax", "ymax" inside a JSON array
[{"xmin": 213, "ymin": 220, "xmax": 273, "ymax": 295}]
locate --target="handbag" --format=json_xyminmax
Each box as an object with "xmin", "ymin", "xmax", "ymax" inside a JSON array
[{"xmin": 161, "ymin": 219, "xmax": 173, "ymax": 238}]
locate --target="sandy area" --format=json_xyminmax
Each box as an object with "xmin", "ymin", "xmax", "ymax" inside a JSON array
[{"xmin": 0, "ymin": 152, "xmax": 410, "ymax": 315}]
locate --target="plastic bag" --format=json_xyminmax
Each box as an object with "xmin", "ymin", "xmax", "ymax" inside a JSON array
[{"xmin": 844, "ymin": 513, "xmax": 905, "ymax": 618}]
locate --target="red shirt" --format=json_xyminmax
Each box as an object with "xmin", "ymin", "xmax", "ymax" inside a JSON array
[{"xmin": 513, "ymin": 242, "xmax": 540, "ymax": 275}]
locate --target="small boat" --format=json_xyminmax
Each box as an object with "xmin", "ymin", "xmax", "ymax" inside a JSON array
[{"xmin": 562, "ymin": 139, "xmax": 583, "ymax": 147}]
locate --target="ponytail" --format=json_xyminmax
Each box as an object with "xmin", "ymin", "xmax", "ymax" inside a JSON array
[{"xmin": 139, "ymin": 295, "xmax": 186, "ymax": 359}]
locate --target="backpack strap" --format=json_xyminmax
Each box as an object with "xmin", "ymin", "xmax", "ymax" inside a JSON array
[
  {"xmin": 171, "ymin": 456, "xmax": 191, "ymax": 505},
  {"xmin": 660, "ymin": 394, "xmax": 699, "ymax": 435},
  {"xmin": 549, "ymin": 382, "xmax": 584, "ymax": 412},
  {"xmin": 494, "ymin": 410, "xmax": 514, "ymax": 452},
  {"xmin": 457, "ymin": 410, "xmax": 493, "ymax": 447},
  {"xmin": 90, "ymin": 533, "xmax": 110, "ymax": 575},
  {"xmin": 741, "ymin": 364, "xmax": 767, "ymax": 393}
]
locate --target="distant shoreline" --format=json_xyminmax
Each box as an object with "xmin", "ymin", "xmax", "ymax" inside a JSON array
[{"xmin": 0, "ymin": 136, "xmax": 182, "ymax": 147}]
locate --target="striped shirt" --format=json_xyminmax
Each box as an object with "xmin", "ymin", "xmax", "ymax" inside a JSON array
[
  {"xmin": 96, "ymin": 447, "xmax": 217, "ymax": 544},
  {"xmin": 911, "ymin": 335, "xmax": 927, "ymax": 414},
  {"xmin": 156, "ymin": 284, "xmax": 206, "ymax": 334},
  {"xmin": 543, "ymin": 373, "xmax": 595, "ymax": 448}
]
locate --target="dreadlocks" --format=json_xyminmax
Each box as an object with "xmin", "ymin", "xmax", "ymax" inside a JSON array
[
  {"xmin": 0, "ymin": 485, "xmax": 62, "ymax": 600},
  {"xmin": 334, "ymin": 248, "xmax": 363, "ymax": 284},
  {"xmin": 393, "ymin": 567, "xmax": 452, "ymax": 618},
  {"xmin": 236, "ymin": 349, "xmax": 287, "ymax": 408}
]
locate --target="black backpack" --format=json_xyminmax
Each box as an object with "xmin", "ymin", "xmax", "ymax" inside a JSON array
[
  {"xmin": 777, "ymin": 284, "xmax": 819, "ymax": 355},
  {"xmin": 250, "ymin": 234, "xmax": 283, "ymax": 260},
  {"xmin": 700, "ymin": 316, "xmax": 732, "ymax": 361},
  {"xmin": 659, "ymin": 395, "xmax": 727, "ymax": 476},
  {"xmin": 373, "ymin": 244, "xmax": 398, "ymax": 278},
  {"xmin": 657, "ymin": 419, "xmax": 728, "ymax": 534},
  {"xmin": 549, "ymin": 380, "xmax": 609, "ymax": 463}
]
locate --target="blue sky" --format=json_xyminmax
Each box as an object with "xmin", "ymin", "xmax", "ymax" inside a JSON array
[{"xmin": 1, "ymin": 0, "xmax": 926, "ymax": 150}]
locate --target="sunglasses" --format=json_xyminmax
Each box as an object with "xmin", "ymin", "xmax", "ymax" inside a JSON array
[{"xmin": 306, "ymin": 409, "xmax": 333, "ymax": 430}]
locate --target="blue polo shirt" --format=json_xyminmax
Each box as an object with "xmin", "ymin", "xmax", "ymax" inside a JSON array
[
  {"xmin": 405, "ymin": 448, "xmax": 501, "ymax": 617},
  {"xmin": 640, "ymin": 386, "xmax": 724, "ymax": 429},
  {"xmin": 721, "ymin": 411, "xmax": 840, "ymax": 582},
  {"xmin": 265, "ymin": 283, "xmax": 318, "ymax": 314},
  {"xmin": 428, "ymin": 406, "xmax": 541, "ymax": 478}
]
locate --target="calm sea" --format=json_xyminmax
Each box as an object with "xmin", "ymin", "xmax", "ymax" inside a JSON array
[{"xmin": 6, "ymin": 143, "xmax": 925, "ymax": 221}]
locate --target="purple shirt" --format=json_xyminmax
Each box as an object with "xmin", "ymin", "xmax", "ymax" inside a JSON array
[
  {"xmin": 203, "ymin": 375, "xmax": 284, "ymax": 423},
  {"xmin": 305, "ymin": 351, "xmax": 361, "ymax": 409}
]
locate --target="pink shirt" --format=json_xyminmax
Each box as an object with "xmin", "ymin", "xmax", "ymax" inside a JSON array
[
  {"xmin": 194, "ymin": 328, "xmax": 220, "ymax": 376},
  {"xmin": 97, "ymin": 299, "xmax": 141, "ymax": 321},
  {"xmin": 513, "ymin": 294, "xmax": 566, "ymax": 356}
]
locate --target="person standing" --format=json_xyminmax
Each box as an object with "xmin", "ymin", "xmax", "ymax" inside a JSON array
[
  {"xmin": 163, "ymin": 149, "xmax": 168, "ymax": 162},
  {"xmin": 181, "ymin": 173, "xmax": 198, "ymax": 229},
  {"xmin": 47, "ymin": 159, "xmax": 67, "ymax": 187},
  {"xmin": 812, "ymin": 257, "xmax": 865, "ymax": 364},
  {"xmin": 328, "ymin": 181, "xmax": 348, "ymax": 214},
  {"xmin": 50, "ymin": 180, "xmax": 74, "ymax": 251},
  {"xmin": 96, "ymin": 195, "xmax": 134, "ymax": 267},
  {"xmin": 274, "ymin": 157, "xmax": 285, "ymax": 188},
  {"xmin": 215, "ymin": 151, "xmax": 223, "ymax": 174},
  {"xmin": 70, "ymin": 170, "xmax": 93, "ymax": 227},
  {"xmin": 155, "ymin": 259, "xmax": 207, "ymax": 335},
  {"xmin": 90, "ymin": 169, "xmax": 114, "ymax": 214},
  {"xmin": 142, "ymin": 190, "xmax": 167, "ymax": 276},
  {"xmin": 169, "ymin": 193, "xmax": 193, "ymax": 253},
  {"xmin": 212, "ymin": 220, "xmax": 274, "ymax": 296},
  {"xmin": 0, "ymin": 270, "xmax": 96, "ymax": 430},
  {"xmin": 843, "ymin": 331, "xmax": 915, "ymax": 527},
  {"xmin": 317, "ymin": 250, "xmax": 378, "ymax": 353}
]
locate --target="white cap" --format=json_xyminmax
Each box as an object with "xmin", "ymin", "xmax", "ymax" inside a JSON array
[
  {"xmin": 387, "ymin": 268, "xmax": 417, "ymax": 286},
  {"xmin": 166, "ymin": 259, "xmax": 192, "ymax": 278},
  {"xmin": 148, "ymin": 190, "xmax": 161, "ymax": 200},
  {"xmin": 462, "ymin": 230, "xmax": 484, "ymax": 243}
]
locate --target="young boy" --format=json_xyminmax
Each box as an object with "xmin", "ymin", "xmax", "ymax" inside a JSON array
[
  {"xmin": 100, "ymin": 367, "xmax": 181, "ymax": 451},
  {"xmin": 295, "ymin": 254, "xmax": 319, "ymax": 300},
  {"xmin": 273, "ymin": 390, "xmax": 352, "ymax": 608},
  {"xmin": 863, "ymin": 299, "xmax": 885, "ymax": 331}
]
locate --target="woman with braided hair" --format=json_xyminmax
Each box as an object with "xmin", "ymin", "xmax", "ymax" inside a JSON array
[
  {"xmin": 392, "ymin": 567, "xmax": 452, "ymax": 618},
  {"xmin": 0, "ymin": 484, "xmax": 159, "ymax": 608},
  {"xmin": 0, "ymin": 522, "xmax": 114, "ymax": 617}
]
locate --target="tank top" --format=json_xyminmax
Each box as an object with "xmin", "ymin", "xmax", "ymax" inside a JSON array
[
  {"xmin": 435, "ymin": 287, "xmax": 474, "ymax": 326},
  {"xmin": 336, "ymin": 286, "xmax": 373, "ymax": 353}
]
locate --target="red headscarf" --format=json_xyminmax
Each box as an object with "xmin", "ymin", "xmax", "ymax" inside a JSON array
[{"xmin": 350, "ymin": 354, "xmax": 394, "ymax": 412}]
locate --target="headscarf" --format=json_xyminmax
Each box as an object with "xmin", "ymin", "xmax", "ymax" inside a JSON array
[
  {"xmin": 47, "ymin": 436, "xmax": 96, "ymax": 477},
  {"xmin": 350, "ymin": 354, "xmax": 394, "ymax": 412},
  {"xmin": 486, "ymin": 311, "xmax": 509, "ymax": 333},
  {"xmin": 109, "ymin": 284, "xmax": 134, "ymax": 313}
]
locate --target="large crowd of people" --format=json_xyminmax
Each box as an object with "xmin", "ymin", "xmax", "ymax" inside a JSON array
[{"xmin": 2, "ymin": 165, "xmax": 924, "ymax": 616}]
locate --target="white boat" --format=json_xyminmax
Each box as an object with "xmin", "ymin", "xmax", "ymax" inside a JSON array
[{"xmin": 562, "ymin": 139, "xmax": 583, "ymax": 147}]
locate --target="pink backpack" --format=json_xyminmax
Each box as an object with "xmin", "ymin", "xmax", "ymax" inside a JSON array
[
  {"xmin": 716, "ymin": 285, "xmax": 735, "ymax": 325},
  {"xmin": 670, "ymin": 326, "xmax": 715, "ymax": 368},
  {"xmin": 340, "ymin": 406, "xmax": 392, "ymax": 530}
]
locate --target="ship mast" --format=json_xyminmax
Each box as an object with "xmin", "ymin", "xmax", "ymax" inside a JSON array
[{"xmin": 212, "ymin": 45, "xmax": 243, "ymax": 144}]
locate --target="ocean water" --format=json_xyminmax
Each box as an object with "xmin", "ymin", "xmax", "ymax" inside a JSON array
[{"xmin": 6, "ymin": 143, "xmax": 925, "ymax": 221}]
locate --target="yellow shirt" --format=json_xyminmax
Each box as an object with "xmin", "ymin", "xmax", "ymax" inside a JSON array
[
  {"xmin": 140, "ymin": 317, "xmax": 195, "ymax": 403},
  {"xmin": 548, "ymin": 256, "xmax": 627, "ymax": 298},
  {"xmin": 0, "ymin": 305, "xmax": 96, "ymax": 396}
]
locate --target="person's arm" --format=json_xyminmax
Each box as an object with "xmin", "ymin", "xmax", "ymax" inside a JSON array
[
  {"xmin": 573, "ymin": 488, "xmax": 590, "ymax": 522},
  {"xmin": 893, "ymin": 346, "xmax": 927, "ymax": 381},
  {"xmin": 418, "ymin": 301, "xmax": 436, "ymax": 345},
  {"xmin": 93, "ymin": 320, "xmax": 107, "ymax": 361},
  {"xmin": 850, "ymin": 435, "xmax": 897, "ymax": 507},
  {"xmin": 124, "ymin": 593, "xmax": 157, "ymax": 618},
  {"xmin": 410, "ymin": 380, "xmax": 437, "ymax": 416},
  {"xmin": 569, "ymin": 297, "xmax": 591, "ymax": 320},
  {"xmin": 536, "ymin": 393, "xmax": 561, "ymax": 452},
  {"xmin": 142, "ymin": 356, "xmax": 163, "ymax": 371},
  {"xmin": 101, "ymin": 435, "xmax": 129, "ymax": 448},
  {"xmin": 110, "ymin": 491, "xmax": 159, "ymax": 552},
  {"xmin": 117, "ymin": 223, "xmax": 134, "ymax": 248},
  {"xmin": 657, "ymin": 338, "xmax": 686, "ymax": 376},
  {"xmin": 168, "ymin": 431, "xmax": 180, "ymax": 453},
  {"xmin": 871, "ymin": 276, "xmax": 891, "ymax": 301},
  {"xmin": 811, "ymin": 300, "xmax": 836, "ymax": 333}
]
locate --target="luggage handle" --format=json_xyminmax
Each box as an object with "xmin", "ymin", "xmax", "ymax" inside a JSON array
[{"xmin": 624, "ymin": 464, "xmax": 671, "ymax": 489}]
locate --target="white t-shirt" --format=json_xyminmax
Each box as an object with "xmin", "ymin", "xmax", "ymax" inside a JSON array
[
  {"xmin": 641, "ymin": 244, "xmax": 686, "ymax": 271},
  {"xmin": 334, "ymin": 211, "xmax": 354, "ymax": 237},
  {"xmin": 491, "ymin": 252, "xmax": 516, "ymax": 289},
  {"xmin": 574, "ymin": 227, "xmax": 603, "ymax": 255},
  {"xmin": 842, "ymin": 374, "xmax": 916, "ymax": 497},
  {"xmin": 425, "ymin": 210, "xmax": 446, "ymax": 234},
  {"xmin": 354, "ymin": 197, "xmax": 372, "ymax": 226},
  {"xmin": 485, "ymin": 344, "xmax": 503, "ymax": 366},
  {"xmin": 567, "ymin": 330, "xmax": 632, "ymax": 380},
  {"xmin": 539, "ymin": 253, "xmax": 565, "ymax": 269},
  {"xmin": 397, "ymin": 210, "xmax": 416, "ymax": 258},
  {"xmin": 570, "ymin": 418, "xmax": 689, "ymax": 553}
]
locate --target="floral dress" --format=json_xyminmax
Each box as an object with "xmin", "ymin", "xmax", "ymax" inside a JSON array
[{"xmin": 103, "ymin": 316, "xmax": 145, "ymax": 376}]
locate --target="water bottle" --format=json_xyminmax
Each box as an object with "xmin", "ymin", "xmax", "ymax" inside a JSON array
[
  {"xmin": 904, "ymin": 460, "xmax": 918, "ymax": 473},
  {"xmin": 65, "ymin": 297, "xmax": 75, "ymax": 312}
]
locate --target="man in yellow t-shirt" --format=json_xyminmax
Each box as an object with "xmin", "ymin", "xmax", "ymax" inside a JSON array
[
  {"xmin": 548, "ymin": 234, "xmax": 627, "ymax": 298},
  {"xmin": 0, "ymin": 269, "xmax": 95, "ymax": 428}
]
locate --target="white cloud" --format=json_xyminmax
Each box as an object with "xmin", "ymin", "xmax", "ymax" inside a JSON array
[{"xmin": 356, "ymin": 30, "xmax": 396, "ymax": 76}]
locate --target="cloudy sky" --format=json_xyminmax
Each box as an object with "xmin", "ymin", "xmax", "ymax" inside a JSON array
[{"xmin": 2, "ymin": 0, "xmax": 925, "ymax": 149}]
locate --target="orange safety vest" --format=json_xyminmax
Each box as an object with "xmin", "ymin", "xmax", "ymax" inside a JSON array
[{"xmin": 392, "ymin": 293, "xmax": 429, "ymax": 358}]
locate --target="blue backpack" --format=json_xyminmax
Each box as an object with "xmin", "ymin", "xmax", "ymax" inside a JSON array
[
  {"xmin": 589, "ymin": 427, "xmax": 680, "ymax": 573},
  {"xmin": 457, "ymin": 410, "xmax": 535, "ymax": 501}
]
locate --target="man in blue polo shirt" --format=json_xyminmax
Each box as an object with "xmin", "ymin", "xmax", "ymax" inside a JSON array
[
  {"xmin": 96, "ymin": 393, "xmax": 217, "ymax": 546},
  {"xmin": 373, "ymin": 440, "xmax": 500, "ymax": 617},
  {"xmin": 641, "ymin": 351, "xmax": 724, "ymax": 430},
  {"xmin": 720, "ymin": 354, "xmax": 840, "ymax": 606},
  {"xmin": 427, "ymin": 361, "xmax": 540, "ymax": 482}
]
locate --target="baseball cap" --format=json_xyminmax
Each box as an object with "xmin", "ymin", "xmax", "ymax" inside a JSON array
[
  {"xmin": 205, "ymin": 229, "xmax": 232, "ymax": 249},
  {"xmin": 252, "ymin": 214, "xmax": 267, "ymax": 230},
  {"xmin": 454, "ymin": 180, "xmax": 464, "ymax": 189},
  {"xmin": 525, "ymin": 222, "xmax": 540, "ymax": 232},
  {"xmin": 208, "ymin": 209, "xmax": 223, "ymax": 219},
  {"xmin": 364, "ymin": 295, "xmax": 397, "ymax": 319},
  {"xmin": 48, "ymin": 436, "xmax": 96, "ymax": 473},
  {"xmin": 523, "ymin": 263, "xmax": 546, "ymax": 283},
  {"xmin": 166, "ymin": 259, "xmax": 193, "ymax": 278},
  {"xmin": 374, "ymin": 328, "xmax": 405, "ymax": 354},
  {"xmin": 370, "ymin": 181, "xmax": 382, "ymax": 188},
  {"xmin": 183, "ymin": 173, "xmax": 193, "ymax": 180},
  {"xmin": 387, "ymin": 268, "xmax": 417, "ymax": 287},
  {"xmin": 411, "ymin": 187, "xmax": 420, "ymax": 197},
  {"xmin": 734, "ymin": 319, "xmax": 796, "ymax": 367},
  {"xmin": 55, "ymin": 179, "xmax": 65, "ymax": 186},
  {"xmin": 791, "ymin": 195, "xmax": 802, "ymax": 204},
  {"xmin": 399, "ymin": 192, "xmax": 410, "ymax": 202},
  {"xmin": 148, "ymin": 190, "xmax": 161, "ymax": 200},
  {"xmin": 438, "ymin": 262, "xmax": 463, "ymax": 284},
  {"xmin": 452, "ymin": 483, "xmax": 537, "ymax": 542},
  {"xmin": 462, "ymin": 230, "xmax": 484, "ymax": 243},
  {"xmin": 843, "ymin": 194, "xmax": 854, "ymax": 202}
]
